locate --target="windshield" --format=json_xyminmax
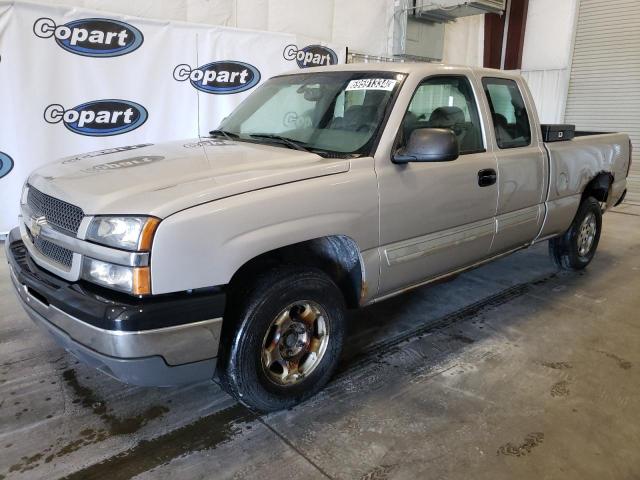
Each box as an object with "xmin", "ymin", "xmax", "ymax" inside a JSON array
[{"xmin": 218, "ymin": 71, "xmax": 405, "ymax": 156}]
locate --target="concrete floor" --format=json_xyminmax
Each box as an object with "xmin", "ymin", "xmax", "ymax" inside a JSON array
[{"xmin": 1, "ymin": 203, "xmax": 639, "ymax": 480}]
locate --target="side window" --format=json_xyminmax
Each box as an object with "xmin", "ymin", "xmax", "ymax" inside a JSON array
[
  {"xmin": 399, "ymin": 75, "xmax": 484, "ymax": 155},
  {"xmin": 482, "ymin": 78, "xmax": 532, "ymax": 149}
]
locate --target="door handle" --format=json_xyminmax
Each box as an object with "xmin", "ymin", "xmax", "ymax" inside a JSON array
[{"xmin": 478, "ymin": 168, "xmax": 497, "ymax": 187}]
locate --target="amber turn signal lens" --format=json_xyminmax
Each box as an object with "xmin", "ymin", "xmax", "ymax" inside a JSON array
[
  {"xmin": 132, "ymin": 267, "xmax": 151, "ymax": 296},
  {"xmin": 139, "ymin": 217, "xmax": 160, "ymax": 251}
]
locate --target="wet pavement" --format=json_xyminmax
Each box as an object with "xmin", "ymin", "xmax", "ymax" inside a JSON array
[{"xmin": 1, "ymin": 202, "xmax": 639, "ymax": 479}]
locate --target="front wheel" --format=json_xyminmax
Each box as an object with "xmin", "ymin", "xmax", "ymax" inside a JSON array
[
  {"xmin": 218, "ymin": 267, "xmax": 346, "ymax": 412},
  {"xmin": 549, "ymin": 196, "xmax": 602, "ymax": 270}
]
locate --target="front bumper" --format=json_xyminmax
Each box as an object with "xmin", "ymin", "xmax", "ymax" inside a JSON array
[{"xmin": 5, "ymin": 227, "xmax": 226, "ymax": 387}]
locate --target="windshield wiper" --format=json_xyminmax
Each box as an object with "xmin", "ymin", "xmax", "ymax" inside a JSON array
[
  {"xmin": 209, "ymin": 129, "xmax": 238, "ymax": 141},
  {"xmin": 248, "ymin": 134, "xmax": 314, "ymax": 153}
]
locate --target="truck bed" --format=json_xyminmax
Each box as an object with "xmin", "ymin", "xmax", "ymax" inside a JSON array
[{"xmin": 544, "ymin": 132, "xmax": 630, "ymax": 203}]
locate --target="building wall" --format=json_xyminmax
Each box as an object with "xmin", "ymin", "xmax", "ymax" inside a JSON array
[
  {"xmin": 564, "ymin": 0, "xmax": 640, "ymax": 202},
  {"xmin": 442, "ymin": 14, "xmax": 485, "ymax": 67}
]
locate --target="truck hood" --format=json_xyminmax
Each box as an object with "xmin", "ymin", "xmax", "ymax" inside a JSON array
[{"xmin": 28, "ymin": 138, "xmax": 350, "ymax": 218}]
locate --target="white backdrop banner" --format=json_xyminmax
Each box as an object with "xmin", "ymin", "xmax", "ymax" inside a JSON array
[{"xmin": 0, "ymin": 0, "xmax": 345, "ymax": 233}]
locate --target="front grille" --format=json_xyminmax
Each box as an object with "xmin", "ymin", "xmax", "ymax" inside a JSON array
[
  {"xmin": 27, "ymin": 186, "xmax": 84, "ymax": 235},
  {"xmin": 26, "ymin": 228, "xmax": 74, "ymax": 270},
  {"xmin": 10, "ymin": 241, "xmax": 28, "ymax": 266}
]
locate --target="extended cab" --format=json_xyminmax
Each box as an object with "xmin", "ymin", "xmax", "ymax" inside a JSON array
[{"xmin": 6, "ymin": 64, "xmax": 630, "ymax": 411}]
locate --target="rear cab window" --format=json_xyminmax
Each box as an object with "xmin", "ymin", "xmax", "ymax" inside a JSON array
[{"xmin": 482, "ymin": 77, "xmax": 532, "ymax": 149}]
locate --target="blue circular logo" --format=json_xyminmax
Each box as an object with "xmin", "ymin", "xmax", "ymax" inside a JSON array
[
  {"xmin": 0, "ymin": 151, "xmax": 14, "ymax": 179},
  {"xmin": 173, "ymin": 61, "xmax": 261, "ymax": 94},
  {"xmin": 44, "ymin": 100, "xmax": 148, "ymax": 137},
  {"xmin": 33, "ymin": 17, "xmax": 144, "ymax": 58},
  {"xmin": 283, "ymin": 44, "xmax": 338, "ymax": 68}
]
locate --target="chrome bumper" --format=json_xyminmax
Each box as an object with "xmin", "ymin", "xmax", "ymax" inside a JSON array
[
  {"xmin": 6, "ymin": 228, "xmax": 224, "ymax": 386},
  {"xmin": 9, "ymin": 266, "xmax": 222, "ymax": 366}
]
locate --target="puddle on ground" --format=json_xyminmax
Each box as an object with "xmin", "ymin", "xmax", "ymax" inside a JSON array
[
  {"xmin": 447, "ymin": 333, "xmax": 475, "ymax": 344},
  {"xmin": 541, "ymin": 361, "xmax": 572, "ymax": 370},
  {"xmin": 550, "ymin": 380, "xmax": 570, "ymax": 398},
  {"xmin": 5, "ymin": 368, "xmax": 170, "ymax": 476},
  {"xmin": 497, "ymin": 432, "xmax": 544, "ymax": 457},
  {"xmin": 62, "ymin": 369, "xmax": 170, "ymax": 435},
  {"xmin": 596, "ymin": 350, "xmax": 632, "ymax": 370},
  {"xmin": 61, "ymin": 403, "xmax": 256, "ymax": 480},
  {"xmin": 359, "ymin": 463, "xmax": 397, "ymax": 480}
]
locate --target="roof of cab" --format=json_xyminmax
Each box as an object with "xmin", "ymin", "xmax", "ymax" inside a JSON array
[{"xmin": 279, "ymin": 62, "xmax": 523, "ymax": 80}]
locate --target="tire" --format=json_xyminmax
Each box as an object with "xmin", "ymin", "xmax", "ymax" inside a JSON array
[
  {"xmin": 218, "ymin": 266, "xmax": 346, "ymax": 412},
  {"xmin": 549, "ymin": 196, "xmax": 602, "ymax": 271}
]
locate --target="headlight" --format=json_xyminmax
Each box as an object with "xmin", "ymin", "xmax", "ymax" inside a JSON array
[
  {"xmin": 82, "ymin": 258, "xmax": 151, "ymax": 295},
  {"xmin": 86, "ymin": 216, "xmax": 159, "ymax": 251}
]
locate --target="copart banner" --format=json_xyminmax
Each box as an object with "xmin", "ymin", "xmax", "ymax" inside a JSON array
[{"xmin": 0, "ymin": 1, "xmax": 345, "ymax": 233}]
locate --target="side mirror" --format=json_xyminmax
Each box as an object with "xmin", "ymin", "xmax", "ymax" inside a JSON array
[{"xmin": 393, "ymin": 128, "xmax": 460, "ymax": 164}]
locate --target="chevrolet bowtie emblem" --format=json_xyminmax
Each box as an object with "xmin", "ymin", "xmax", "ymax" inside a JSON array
[{"xmin": 30, "ymin": 216, "xmax": 46, "ymax": 237}]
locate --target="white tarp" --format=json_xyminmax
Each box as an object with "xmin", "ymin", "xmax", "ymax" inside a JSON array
[
  {"xmin": 520, "ymin": 0, "xmax": 577, "ymax": 124},
  {"xmin": 0, "ymin": 0, "xmax": 345, "ymax": 233},
  {"xmin": 30, "ymin": 0, "xmax": 397, "ymax": 57}
]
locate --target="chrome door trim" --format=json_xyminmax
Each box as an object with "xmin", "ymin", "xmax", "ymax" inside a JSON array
[
  {"xmin": 384, "ymin": 218, "xmax": 496, "ymax": 266},
  {"xmin": 370, "ymin": 244, "xmax": 528, "ymax": 305},
  {"xmin": 496, "ymin": 205, "xmax": 541, "ymax": 232}
]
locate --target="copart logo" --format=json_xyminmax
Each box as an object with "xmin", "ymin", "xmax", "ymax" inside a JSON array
[
  {"xmin": 44, "ymin": 100, "xmax": 148, "ymax": 136},
  {"xmin": 0, "ymin": 151, "xmax": 14, "ymax": 179},
  {"xmin": 173, "ymin": 61, "xmax": 261, "ymax": 94},
  {"xmin": 283, "ymin": 44, "xmax": 338, "ymax": 68},
  {"xmin": 33, "ymin": 17, "xmax": 143, "ymax": 57}
]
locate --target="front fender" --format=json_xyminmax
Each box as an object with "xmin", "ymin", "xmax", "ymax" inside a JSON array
[{"xmin": 150, "ymin": 160, "xmax": 378, "ymax": 295}]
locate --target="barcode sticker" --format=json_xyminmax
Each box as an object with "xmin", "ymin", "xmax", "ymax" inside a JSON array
[{"xmin": 346, "ymin": 78, "xmax": 397, "ymax": 91}]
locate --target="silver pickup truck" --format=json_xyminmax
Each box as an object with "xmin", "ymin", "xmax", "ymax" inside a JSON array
[{"xmin": 6, "ymin": 63, "xmax": 630, "ymax": 412}]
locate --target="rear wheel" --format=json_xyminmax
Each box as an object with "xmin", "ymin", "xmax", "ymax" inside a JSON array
[
  {"xmin": 549, "ymin": 196, "xmax": 602, "ymax": 270},
  {"xmin": 218, "ymin": 266, "xmax": 346, "ymax": 412}
]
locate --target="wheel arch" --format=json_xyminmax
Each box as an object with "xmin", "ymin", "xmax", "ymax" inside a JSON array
[
  {"xmin": 582, "ymin": 171, "xmax": 614, "ymax": 204},
  {"xmin": 227, "ymin": 235, "xmax": 365, "ymax": 309}
]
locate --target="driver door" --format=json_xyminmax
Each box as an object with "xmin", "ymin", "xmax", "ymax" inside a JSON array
[{"xmin": 376, "ymin": 74, "xmax": 499, "ymax": 297}]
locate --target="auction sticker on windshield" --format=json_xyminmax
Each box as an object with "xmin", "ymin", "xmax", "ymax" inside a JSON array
[{"xmin": 346, "ymin": 79, "xmax": 397, "ymax": 91}]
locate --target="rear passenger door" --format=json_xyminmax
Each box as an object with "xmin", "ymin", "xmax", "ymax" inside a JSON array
[
  {"xmin": 376, "ymin": 75, "xmax": 498, "ymax": 296},
  {"xmin": 481, "ymin": 77, "xmax": 547, "ymax": 254}
]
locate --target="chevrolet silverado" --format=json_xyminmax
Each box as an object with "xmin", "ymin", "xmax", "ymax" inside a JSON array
[{"xmin": 5, "ymin": 63, "xmax": 631, "ymax": 411}]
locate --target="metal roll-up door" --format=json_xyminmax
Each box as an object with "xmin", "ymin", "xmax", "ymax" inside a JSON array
[{"xmin": 564, "ymin": 0, "xmax": 640, "ymax": 203}]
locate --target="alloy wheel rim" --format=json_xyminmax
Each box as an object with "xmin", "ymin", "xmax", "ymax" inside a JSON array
[
  {"xmin": 261, "ymin": 301, "xmax": 330, "ymax": 385},
  {"xmin": 577, "ymin": 212, "xmax": 597, "ymax": 257}
]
